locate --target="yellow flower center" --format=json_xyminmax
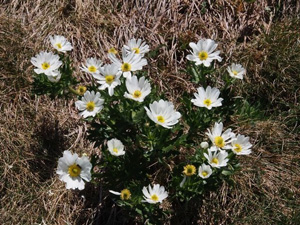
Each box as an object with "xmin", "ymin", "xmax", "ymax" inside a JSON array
[
  {"xmin": 214, "ymin": 136, "xmax": 225, "ymax": 148},
  {"xmin": 212, "ymin": 157, "xmax": 219, "ymax": 164},
  {"xmin": 232, "ymin": 70, "xmax": 238, "ymax": 76},
  {"xmin": 105, "ymin": 75, "xmax": 115, "ymax": 84},
  {"xmin": 120, "ymin": 189, "xmax": 131, "ymax": 200},
  {"xmin": 234, "ymin": 144, "xmax": 242, "ymax": 153},
  {"xmin": 88, "ymin": 65, "xmax": 97, "ymax": 73},
  {"xmin": 77, "ymin": 86, "xmax": 87, "ymax": 95},
  {"xmin": 133, "ymin": 90, "xmax": 142, "ymax": 98},
  {"xmin": 121, "ymin": 63, "xmax": 132, "ymax": 72},
  {"xmin": 108, "ymin": 47, "xmax": 118, "ymax": 54},
  {"xmin": 203, "ymin": 99, "xmax": 212, "ymax": 107},
  {"xmin": 86, "ymin": 101, "xmax": 95, "ymax": 112},
  {"xmin": 113, "ymin": 148, "xmax": 119, "ymax": 153},
  {"xmin": 132, "ymin": 47, "xmax": 140, "ymax": 54},
  {"xmin": 202, "ymin": 171, "xmax": 208, "ymax": 177},
  {"xmin": 157, "ymin": 115, "xmax": 165, "ymax": 123},
  {"xmin": 198, "ymin": 51, "xmax": 208, "ymax": 60},
  {"xmin": 41, "ymin": 62, "xmax": 50, "ymax": 70},
  {"xmin": 68, "ymin": 164, "xmax": 81, "ymax": 177},
  {"xmin": 183, "ymin": 164, "xmax": 196, "ymax": 176},
  {"xmin": 151, "ymin": 194, "xmax": 159, "ymax": 202},
  {"xmin": 55, "ymin": 43, "xmax": 62, "ymax": 49}
]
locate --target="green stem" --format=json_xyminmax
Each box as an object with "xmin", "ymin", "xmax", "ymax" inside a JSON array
[{"xmin": 69, "ymin": 86, "xmax": 79, "ymax": 95}]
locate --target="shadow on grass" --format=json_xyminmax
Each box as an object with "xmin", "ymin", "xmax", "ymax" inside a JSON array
[{"xmin": 29, "ymin": 117, "xmax": 67, "ymax": 182}]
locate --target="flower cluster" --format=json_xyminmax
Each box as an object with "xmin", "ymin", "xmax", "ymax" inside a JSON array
[{"xmin": 31, "ymin": 35, "xmax": 252, "ymax": 223}]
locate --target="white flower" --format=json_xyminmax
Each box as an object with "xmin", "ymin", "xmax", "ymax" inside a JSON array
[
  {"xmin": 47, "ymin": 72, "xmax": 62, "ymax": 83},
  {"xmin": 75, "ymin": 91, "xmax": 104, "ymax": 118},
  {"xmin": 124, "ymin": 76, "xmax": 151, "ymax": 102},
  {"xmin": 227, "ymin": 63, "xmax": 246, "ymax": 80},
  {"xmin": 142, "ymin": 184, "xmax": 168, "ymax": 204},
  {"xmin": 230, "ymin": 134, "xmax": 252, "ymax": 155},
  {"xmin": 95, "ymin": 64, "xmax": 121, "ymax": 96},
  {"xmin": 198, "ymin": 163, "xmax": 213, "ymax": 179},
  {"xmin": 144, "ymin": 100, "xmax": 181, "ymax": 129},
  {"xmin": 124, "ymin": 38, "xmax": 150, "ymax": 56},
  {"xmin": 107, "ymin": 138, "xmax": 125, "ymax": 156},
  {"xmin": 186, "ymin": 39, "xmax": 222, "ymax": 67},
  {"xmin": 49, "ymin": 35, "xmax": 73, "ymax": 53},
  {"xmin": 200, "ymin": 141, "xmax": 209, "ymax": 149},
  {"xmin": 191, "ymin": 86, "xmax": 223, "ymax": 110},
  {"xmin": 108, "ymin": 47, "xmax": 147, "ymax": 79},
  {"xmin": 80, "ymin": 58, "xmax": 103, "ymax": 76},
  {"xmin": 31, "ymin": 51, "xmax": 62, "ymax": 76},
  {"xmin": 56, "ymin": 150, "xmax": 92, "ymax": 190},
  {"xmin": 206, "ymin": 122, "xmax": 235, "ymax": 150},
  {"xmin": 204, "ymin": 147, "xmax": 229, "ymax": 168}
]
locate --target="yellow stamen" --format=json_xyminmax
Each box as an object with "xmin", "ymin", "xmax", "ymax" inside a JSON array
[
  {"xmin": 41, "ymin": 62, "xmax": 50, "ymax": 70},
  {"xmin": 68, "ymin": 164, "xmax": 81, "ymax": 177},
  {"xmin": 157, "ymin": 115, "xmax": 165, "ymax": 123},
  {"xmin": 88, "ymin": 65, "xmax": 97, "ymax": 73},
  {"xmin": 151, "ymin": 194, "xmax": 159, "ymax": 202},
  {"xmin": 203, "ymin": 99, "xmax": 212, "ymax": 107},
  {"xmin": 108, "ymin": 47, "xmax": 118, "ymax": 54},
  {"xmin": 55, "ymin": 43, "xmax": 62, "ymax": 49},
  {"xmin": 183, "ymin": 164, "xmax": 196, "ymax": 176},
  {"xmin": 121, "ymin": 63, "xmax": 131, "ymax": 72},
  {"xmin": 234, "ymin": 144, "xmax": 242, "ymax": 153},
  {"xmin": 86, "ymin": 101, "xmax": 95, "ymax": 112},
  {"xmin": 132, "ymin": 47, "xmax": 140, "ymax": 54},
  {"xmin": 105, "ymin": 75, "xmax": 115, "ymax": 84},
  {"xmin": 214, "ymin": 136, "xmax": 225, "ymax": 148},
  {"xmin": 113, "ymin": 148, "xmax": 119, "ymax": 153},
  {"xmin": 232, "ymin": 70, "xmax": 238, "ymax": 76},
  {"xmin": 198, "ymin": 51, "xmax": 208, "ymax": 60},
  {"xmin": 77, "ymin": 86, "xmax": 87, "ymax": 95},
  {"xmin": 212, "ymin": 157, "xmax": 219, "ymax": 164},
  {"xmin": 202, "ymin": 171, "xmax": 208, "ymax": 177},
  {"xmin": 120, "ymin": 189, "xmax": 131, "ymax": 200},
  {"xmin": 133, "ymin": 90, "xmax": 142, "ymax": 98}
]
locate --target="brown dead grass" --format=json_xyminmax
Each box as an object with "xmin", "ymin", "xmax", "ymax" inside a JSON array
[{"xmin": 1, "ymin": 0, "xmax": 300, "ymax": 224}]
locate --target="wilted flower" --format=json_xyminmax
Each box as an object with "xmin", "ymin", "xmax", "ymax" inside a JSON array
[
  {"xmin": 124, "ymin": 38, "xmax": 150, "ymax": 56},
  {"xmin": 56, "ymin": 150, "xmax": 92, "ymax": 190},
  {"xmin": 109, "ymin": 189, "xmax": 131, "ymax": 200},
  {"xmin": 124, "ymin": 76, "xmax": 151, "ymax": 102},
  {"xmin": 49, "ymin": 35, "xmax": 73, "ymax": 53},
  {"xmin": 230, "ymin": 134, "xmax": 252, "ymax": 155},
  {"xmin": 108, "ymin": 47, "xmax": 118, "ymax": 55},
  {"xmin": 191, "ymin": 86, "xmax": 223, "ymax": 110},
  {"xmin": 107, "ymin": 138, "xmax": 125, "ymax": 156},
  {"xmin": 142, "ymin": 184, "xmax": 168, "ymax": 204},
  {"xmin": 31, "ymin": 51, "xmax": 62, "ymax": 77},
  {"xmin": 227, "ymin": 63, "xmax": 246, "ymax": 80},
  {"xmin": 200, "ymin": 141, "xmax": 209, "ymax": 149},
  {"xmin": 183, "ymin": 164, "xmax": 196, "ymax": 176},
  {"xmin": 77, "ymin": 85, "xmax": 87, "ymax": 95},
  {"xmin": 80, "ymin": 58, "xmax": 103, "ymax": 76},
  {"xmin": 206, "ymin": 122, "xmax": 235, "ymax": 150},
  {"xmin": 144, "ymin": 100, "xmax": 181, "ymax": 129},
  {"xmin": 75, "ymin": 91, "xmax": 104, "ymax": 118},
  {"xmin": 204, "ymin": 147, "xmax": 229, "ymax": 168},
  {"xmin": 186, "ymin": 39, "xmax": 222, "ymax": 67},
  {"xmin": 95, "ymin": 64, "xmax": 121, "ymax": 96},
  {"xmin": 108, "ymin": 47, "xmax": 147, "ymax": 79},
  {"xmin": 198, "ymin": 164, "xmax": 213, "ymax": 179}
]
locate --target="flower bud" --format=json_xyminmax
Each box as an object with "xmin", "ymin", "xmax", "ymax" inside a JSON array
[{"xmin": 200, "ymin": 141, "xmax": 209, "ymax": 149}]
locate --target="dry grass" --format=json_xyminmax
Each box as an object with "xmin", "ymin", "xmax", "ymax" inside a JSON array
[{"xmin": 1, "ymin": 0, "xmax": 300, "ymax": 224}]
